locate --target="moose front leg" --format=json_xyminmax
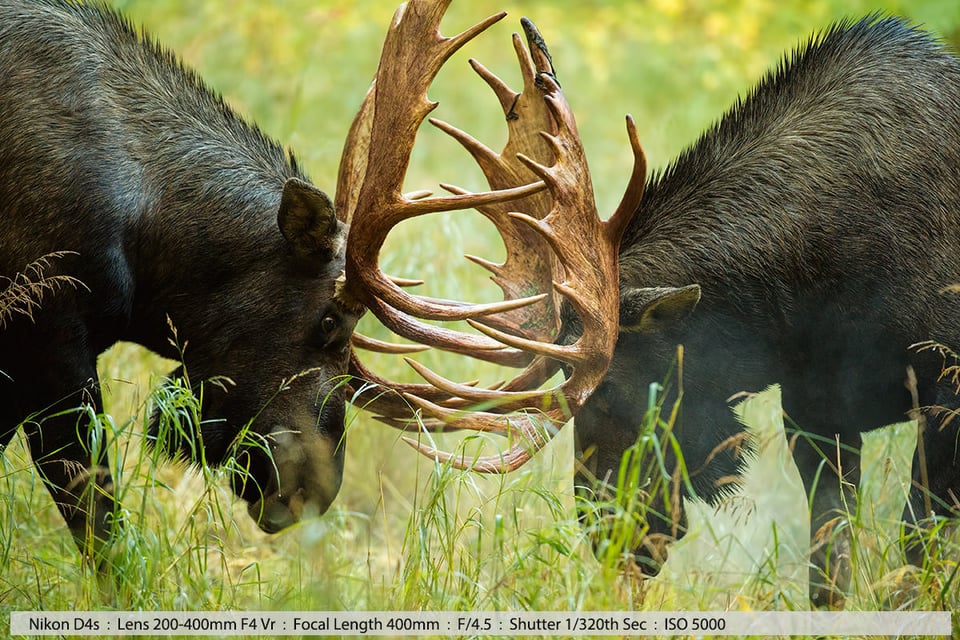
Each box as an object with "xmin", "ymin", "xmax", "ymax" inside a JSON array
[
  {"xmin": 791, "ymin": 432, "xmax": 860, "ymax": 608},
  {"xmin": 21, "ymin": 382, "xmax": 120, "ymax": 562}
]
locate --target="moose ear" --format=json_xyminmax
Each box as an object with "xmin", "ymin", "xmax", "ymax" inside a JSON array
[
  {"xmin": 277, "ymin": 178, "xmax": 341, "ymax": 259},
  {"xmin": 620, "ymin": 285, "xmax": 701, "ymax": 334}
]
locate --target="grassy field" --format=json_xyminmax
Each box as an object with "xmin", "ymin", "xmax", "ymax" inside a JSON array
[{"xmin": 3, "ymin": 0, "xmax": 960, "ymax": 637}]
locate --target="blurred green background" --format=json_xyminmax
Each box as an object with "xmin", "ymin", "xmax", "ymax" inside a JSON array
[{"xmin": 3, "ymin": 0, "xmax": 959, "ymax": 615}]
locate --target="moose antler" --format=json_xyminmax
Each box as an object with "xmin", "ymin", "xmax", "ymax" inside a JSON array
[{"xmin": 336, "ymin": 0, "xmax": 645, "ymax": 472}]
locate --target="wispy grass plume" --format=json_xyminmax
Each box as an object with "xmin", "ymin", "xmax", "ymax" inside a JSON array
[{"xmin": 0, "ymin": 252, "xmax": 85, "ymax": 328}]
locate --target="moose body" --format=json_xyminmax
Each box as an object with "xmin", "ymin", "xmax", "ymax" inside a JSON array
[
  {"xmin": 0, "ymin": 0, "xmax": 359, "ymax": 552},
  {"xmin": 575, "ymin": 16, "xmax": 960, "ymax": 595}
]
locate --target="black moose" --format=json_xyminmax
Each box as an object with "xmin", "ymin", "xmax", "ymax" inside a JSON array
[
  {"xmin": 572, "ymin": 16, "xmax": 960, "ymax": 603},
  {"xmin": 0, "ymin": 0, "xmax": 360, "ymax": 555}
]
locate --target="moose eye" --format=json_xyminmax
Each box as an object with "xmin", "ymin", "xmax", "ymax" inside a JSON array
[
  {"xmin": 320, "ymin": 315, "xmax": 338, "ymax": 335},
  {"xmin": 311, "ymin": 314, "xmax": 345, "ymax": 350}
]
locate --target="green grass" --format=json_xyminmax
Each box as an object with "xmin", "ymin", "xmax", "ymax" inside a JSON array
[{"xmin": 3, "ymin": 1, "xmax": 960, "ymax": 638}]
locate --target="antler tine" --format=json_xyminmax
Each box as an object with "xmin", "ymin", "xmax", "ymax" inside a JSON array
[
  {"xmin": 404, "ymin": 437, "xmax": 538, "ymax": 473},
  {"xmin": 352, "ymin": 350, "xmax": 541, "ymax": 421},
  {"xmin": 351, "ymin": 333, "xmax": 429, "ymax": 356},
  {"xmin": 348, "ymin": 351, "xmax": 463, "ymax": 419},
  {"xmin": 401, "ymin": 410, "xmax": 556, "ymax": 473},
  {"xmin": 363, "ymin": 296, "xmax": 538, "ymax": 368},
  {"xmin": 609, "ymin": 114, "xmax": 647, "ymax": 240},
  {"xmin": 404, "ymin": 357, "xmax": 564, "ymax": 412}
]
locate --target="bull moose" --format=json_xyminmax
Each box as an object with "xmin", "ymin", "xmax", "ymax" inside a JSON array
[
  {"xmin": 0, "ymin": 0, "xmax": 627, "ymax": 561},
  {"xmin": 0, "ymin": 0, "xmax": 365, "ymax": 551},
  {"xmin": 377, "ymin": 9, "xmax": 960, "ymax": 605},
  {"xmin": 567, "ymin": 16, "xmax": 960, "ymax": 602}
]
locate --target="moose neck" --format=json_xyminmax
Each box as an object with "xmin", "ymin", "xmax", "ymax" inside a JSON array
[{"xmin": 123, "ymin": 116, "xmax": 306, "ymax": 363}]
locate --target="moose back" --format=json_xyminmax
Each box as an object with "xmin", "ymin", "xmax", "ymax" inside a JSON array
[
  {"xmin": 0, "ymin": 0, "xmax": 361, "ymax": 553},
  {"xmin": 573, "ymin": 16, "xmax": 960, "ymax": 601}
]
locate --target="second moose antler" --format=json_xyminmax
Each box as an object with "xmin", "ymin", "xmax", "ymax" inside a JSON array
[{"xmin": 336, "ymin": 0, "xmax": 645, "ymax": 472}]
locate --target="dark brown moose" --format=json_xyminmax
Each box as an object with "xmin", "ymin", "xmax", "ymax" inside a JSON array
[
  {"xmin": 0, "ymin": 0, "xmax": 359, "ymax": 549},
  {"xmin": 0, "ymin": 0, "xmax": 629, "ymax": 561},
  {"xmin": 567, "ymin": 17, "xmax": 960, "ymax": 605},
  {"xmin": 359, "ymin": 10, "xmax": 960, "ymax": 607}
]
